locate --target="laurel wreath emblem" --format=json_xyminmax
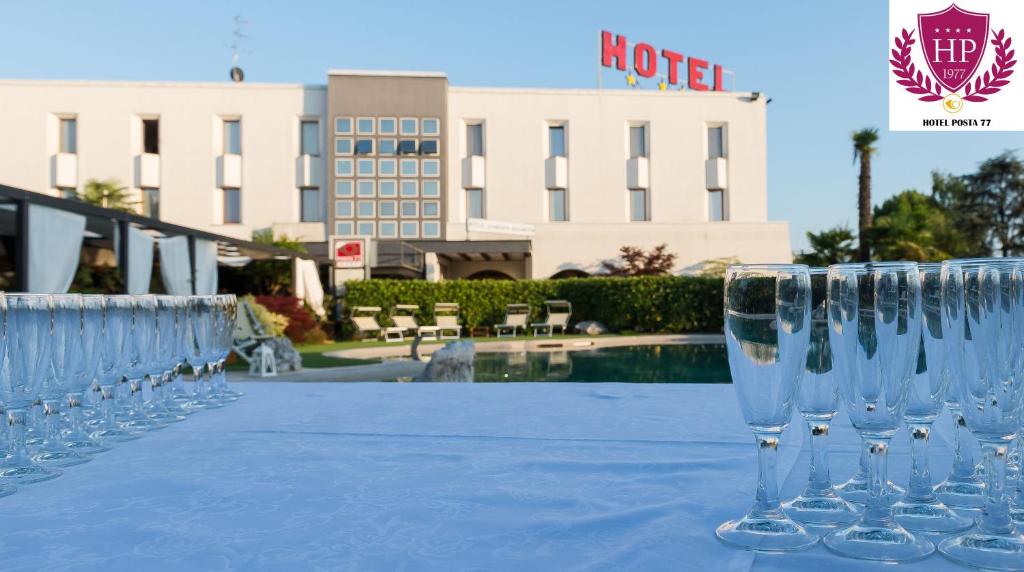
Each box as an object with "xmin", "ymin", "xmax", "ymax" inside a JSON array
[{"xmin": 889, "ymin": 27, "xmax": 1016, "ymax": 103}]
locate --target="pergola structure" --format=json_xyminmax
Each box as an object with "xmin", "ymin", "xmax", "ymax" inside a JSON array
[{"xmin": 0, "ymin": 184, "xmax": 322, "ymax": 293}]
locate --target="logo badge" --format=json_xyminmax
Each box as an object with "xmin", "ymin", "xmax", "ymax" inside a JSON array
[{"xmin": 918, "ymin": 5, "xmax": 989, "ymax": 92}]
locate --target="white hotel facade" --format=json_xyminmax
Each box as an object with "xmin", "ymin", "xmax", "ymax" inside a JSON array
[{"xmin": 0, "ymin": 70, "xmax": 791, "ymax": 281}]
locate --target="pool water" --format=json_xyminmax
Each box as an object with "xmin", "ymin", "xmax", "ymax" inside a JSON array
[{"xmin": 472, "ymin": 344, "xmax": 731, "ymax": 383}]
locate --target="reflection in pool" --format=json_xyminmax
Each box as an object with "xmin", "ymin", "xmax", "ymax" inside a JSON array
[{"xmin": 472, "ymin": 344, "xmax": 730, "ymax": 383}]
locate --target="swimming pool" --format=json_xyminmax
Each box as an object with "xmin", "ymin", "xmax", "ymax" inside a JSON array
[{"xmin": 472, "ymin": 344, "xmax": 730, "ymax": 383}]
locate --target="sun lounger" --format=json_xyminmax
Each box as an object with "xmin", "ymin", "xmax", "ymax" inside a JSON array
[
  {"xmin": 494, "ymin": 304, "xmax": 530, "ymax": 338},
  {"xmin": 531, "ymin": 300, "xmax": 572, "ymax": 337}
]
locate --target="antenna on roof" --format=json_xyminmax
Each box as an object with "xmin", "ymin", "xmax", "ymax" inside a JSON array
[{"xmin": 228, "ymin": 14, "xmax": 249, "ymax": 82}]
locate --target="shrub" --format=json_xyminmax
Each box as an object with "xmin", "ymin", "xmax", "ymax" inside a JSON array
[
  {"xmin": 255, "ymin": 295, "xmax": 327, "ymax": 345},
  {"xmin": 342, "ymin": 275, "xmax": 723, "ymax": 338},
  {"xmin": 242, "ymin": 295, "xmax": 288, "ymax": 337}
]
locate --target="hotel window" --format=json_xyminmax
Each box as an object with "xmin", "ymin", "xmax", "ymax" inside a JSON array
[
  {"xmin": 223, "ymin": 120, "xmax": 241, "ymax": 154},
  {"xmin": 335, "ymin": 179, "xmax": 353, "ymax": 197},
  {"xmin": 142, "ymin": 189, "xmax": 160, "ymax": 219},
  {"xmin": 379, "ymin": 200, "xmax": 397, "ymax": 218},
  {"xmin": 300, "ymin": 120, "xmax": 319, "ymax": 156},
  {"xmin": 379, "ymin": 117, "xmax": 397, "ymax": 136},
  {"xmin": 379, "ymin": 138, "xmax": 397, "ymax": 155},
  {"xmin": 379, "ymin": 179, "xmax": 397, "ymax": 197},
  {"xmin": 356, "ymin": 117, "xmax": 374, "ymax": 135},
  {"xmin": 378, "ymin": 159, "xmax": 397, "ymax": 177},
  {"xmin": 708, "ymin": 125, "xmax": 726, "ymax": 159},
  {"xmin": 336, "ymin": 221, "xmax": 354, "ymax": 235},
  {"xmin": 422, "ymin": 159, "xmax": 440, "ymax": 177},
  {"xmin": 355, "ymin": 139, "xmax": 374, "ymax": 156},
  {"xmin": 357, "ymin": 180, "xmax": 375, "ymax": 197},
  {"xmin": 466, "ymin": 189, "xmax": 484, "ymax": 218},
  {"xmin": 400, "ymin": 200, "xmax": 419, "ymax": 218},
  {"xmin": 223, "ymin": 189, "xmax": 241, "ymax": 223},
  {"xmin": 399, "ymin": 159, "xmax": 418, "ymax": 177},
  {"xmin": 548, "ymin": 125, "xmax": 566, "ymax": 157},
  {"xmin": 466, "ymin": 123, "xmax": 484, "ymax": 156},
  {"xmin": 420, "ymin": 139, "xmax": 439, "ymax": 155},
  {"xmin": 59, "ymin": 117, "xmax": 77, "ymax": 154},
  {"xmin": 400, "ymin": 180, "xmax": 418, "ymax": 197},
  {"xmin": 709, "ymin": 190, "xmax": 725, "ymax": 221},
  {"xmin": 357, "ymin": 200, "xmax": 375, "ymax": 218},
  {"xmin": 400, "ymin": 221, "xmax": 419, "ymax": 238},
  {"xmin": 421, "ymin": 180, "xmax": 440, "ymax": 198},
  {"xmin": 549, "ymin": 189, "xmax": 567, "ymax": 222},
  {"xmin": 422, "ymin": 221, "xmax": 441, "ymax": 238},
  {"xmin": 379, "ymin": 221, "xmax": 398, "ymax": 238},
  {"xmin": 335, "ymin": 200, "xmax": 354, "ymax": 218},
  {"xmin": 397, "ymin": 140, "xmax": 417, "ymax": 155},
  {"xmin": 357, "ymin": 158, "xmax": 375, "ymax": 176},
  {"xmin": 300, "ymin": 188, "xmax": 321, "ymax": 222},
  {"xmin": 629, "ymin": 125, "xmax": 647, "ymax": 158},
  {"xmin": 400, "ymin": 118, "xmax": 418, "ymax": 136},
  {"xmin": 142, "ymin": 119, "xmax": 159, "ymax": 154},
  {"xmin": 335, "ymin": 138, "xmax": 353, "ymax": 155},
  {"xmin": 629, "ymin": 189, "xmax": 648, "ymax": 221},
  {"xmin": 335, "ymin": 159, "xmax": 353, "ymax": 176},
  {"xmin": 58, "ymin": 188, "xmax": 77, "ymax": 199},
  {"xmin": 357, "ymin": 222, "xmax": 375, "ymax": 237},
  {"xmin": 422, "ymin": 200, "xmax": 440, "ymax": 218},
  {"xmin": 335, "ymin": 117, "xmax": 353, "ymax": 135},
  {"xmin": 422, "ymin": 118, "xmax": 440, "ymax": 136}
]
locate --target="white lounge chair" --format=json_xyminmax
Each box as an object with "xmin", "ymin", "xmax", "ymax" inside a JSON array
[
  {"xmin": 434, "ymin": 303, "xmax": 462, "ymax": 340},
  {"xmin": 495, "ymin": 304, "xmax": 530, "ymax": 338},
  {"xmin": 390, "ymin": 304, "xmax": 441, "ymax": 341},
  {"xmin": 351, "ymin": 306, "xmax": 401, "ymax": 342},
  {"xmin": 531, "ymin": 300, "xmax": 572, "ymax": 337},
  {"xmin": 232, "ymin": 299, "xmax": 274, "ymax": 365}
]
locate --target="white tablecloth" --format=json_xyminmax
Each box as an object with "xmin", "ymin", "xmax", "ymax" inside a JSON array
[{"xmin": 1, "ymin": 382, "xmax": 974, "ymax": 571}]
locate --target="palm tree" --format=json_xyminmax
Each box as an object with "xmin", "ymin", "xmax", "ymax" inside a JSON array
[
  {"xmin": 852, "ymin": 128, "xmax": 879, "ymax": 261},
  {"xmin": 77, "ymin": 178, "xmax": 137, "ymax": 212}
]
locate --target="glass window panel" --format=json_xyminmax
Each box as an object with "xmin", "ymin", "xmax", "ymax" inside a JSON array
[
  {"xmin": 300, "ymin": 188, "xmax": 321, "ymax": 222},
  {"xmin": 708, "ymin": 126, "xmax": 725, "ymax": 159},
  {"xmin": 335, "ymin": 222, "xmax": 354, "ymax": 235},
  {"xmin": 422, "ymin": 221, "xmax": 440, "ymax": 238},
  {"xmin": 379, "ymin": 138, "xmax": 397, "ymax": 155},
  {"xmin": 422, "ymin": 118, "xmax": 440, "ymax": 136},
  {"xmin": 335, "ymin": 117, "xmax": 353, "ymax": 134},
  {"xmin": 466, "ymin": 189, "xmax": 484, "ymax": 218},
  {"xmin": 335, "ymin": 138, "xmax": 353, "ymax": 155},
  {"xmin": 422, "ymin": 159, "xmax": 440, "ymax": 177},
  {"xmin": 356, "ymin": 117, "xmax": 375, "ymax": 134},
  {"xmin": 709, "ymin": 190, "xmax": 725, "ymax": 221},
  {"xmin": 357, "ymin": 180, "xmax": 375, "ymax": 197},
  {"xmin": 357, "ymin": 159, "xmax": 375, "ymax": 176},
  {"xmin": 357, "ymin": 200, "xmax": 375, "ymax": 218},
  {"xmin": 400, "ymin": 221, "xmax": 419, "ymax": 238},
  {"xmin": 419, "ymin": 139, "xmax": 439, "ymax": 155},
  {"xmin": 378, "ymin": 179, "xmax": 397, "ymax": 197},
  {"xmin": 357, "ymin": 222, "xmax": 375, "ymax": 237},
  {"xmin": 400, "ymin": 118, "xmax": 418, "ymax": 135},
  {"xmin": 421, "ymin": 180, "xmax": 440, "ymax": 197},
  {"xmin": 629, "ymin": 189, "xmax": 647, "ymax": 221},
  {"xmin": 397, "ymin": 140, "xmax": 417, "ymax": 155},
  {"xmin": 142, "ymin": 119, "xmax": 159, "ymax": 154},
  {"xmin": 223, "ymin": 189, "xmax": 241, "ymax": 223},
  {"xmin": 300, "ymin": 120, "xmax": 319, "ymax": 156},
  {"xmin": 378, "ymin": 159, "xmax": 397, "ymax": 177},
  {"xmin": 629, "ymin": 125, "xmax": 646, "ymax": 158},
  {"xmin": 379, "ymin": 221, "xmax": 398, "ymax": 238},
  {"xmin": 355, "ymin": 139, "xmax": 374, "ymax": 155},
  {"xmin": 142, "ymin": 188, "xmax": 160, "ymax": 218},
  {"xmin": 422, "ymin": 201, "xmax": 440, "ymax": 218},
  {"xmin": 549, "ymin": 125, "xmax": 566, "ymax": 157},
  {"xmin": 223, "ymin": 120, "xmax": 241, "ymax": 154},
  {"xmin": 549, "ymin": 189, "xmax": 567, "ymax": 221},
  {"xmin": 379, "ymin": 118, "xmax": 397, "ymax": 135},
  {"xmin": 335, "ymin": 159, "xmax": 353, "ymax": 176},
  {"xmin": 466, "ymin": 123, "xmax": 483, "ymax": 156},
  {"xmin": 59, "ymin": 118, "xmax": 77, "ymax": 154},
  {"xmin": 335, "ymin": 180, "xmax": 353, "ymax": 197},
  {"xmin": 400, "ymin": 200, "xmax": 418, "ymax": 218},
  {"xmin": 335, "ymin": 200, "xmax": 354, "ymax": 217},
  {"xmin": 400, "ymin": 159, "xmax": 418, "ymax": 177},
  {"xmin": 400, "ymin": 180, "xmax": 418, "ymax": 197},
  {"xmin": 379, "ymin": 201, "xmax": 397, "ymax": 218}
]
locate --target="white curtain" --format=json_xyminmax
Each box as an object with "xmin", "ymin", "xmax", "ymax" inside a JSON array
[
  {"xmin": 294, "ymin": 258, "xmax": 325, "ymax": 317},
  {"xmin": 158, "ymin": 236, "xmax": 192, "ymax": 295},
  {"xmin": 27, "ymin": 204, "xmax": 85, "ymax": 293},
  {"xmin": 115, "ymin": 226, "xmax": 155, "ymax": 294},
  {"xmin": 194, "ymin": 239, "xmax": 218, "ymax": 295}
]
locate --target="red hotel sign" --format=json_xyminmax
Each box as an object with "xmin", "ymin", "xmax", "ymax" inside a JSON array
[{"xmin": 601, "ymin": 30, "xmax": 728, "ymax": 91}]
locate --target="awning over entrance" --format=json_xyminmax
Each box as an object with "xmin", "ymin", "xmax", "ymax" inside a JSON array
[{"xmin": 410, "ymin": 240, "xmax": 531, "ymax": 263}]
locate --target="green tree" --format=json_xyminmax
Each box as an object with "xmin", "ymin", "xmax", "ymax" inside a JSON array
[
  {"xmin": 77, "ymin": 178, "xmax": 137, "ymax": 212},
  {"xmin": 868, "ymin": 190, "xmax": 961, "ymax": 261},
  {"xmin": 600, "ymin": 244, "xmax": 677, "ymax": 276},
  {"xmin": 852, "ymin": 128, "xmax": 879, "ymax": 261},
  {"xmin": 965, "ymin": 152, "xmax": 1024, "ymax": 256},
  {"xmin": 931, "ymin": 171, "xmax": 990, "ymax": 257},
  {"xmin": 794, "ymin": 226, "xmax": 857, "ymax": 267},
  {"xmin": 245, "ymin": 230, "xmax": 307, "ymax": 295}
]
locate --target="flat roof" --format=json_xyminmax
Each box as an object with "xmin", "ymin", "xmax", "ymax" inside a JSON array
[{"xmin": 328, "ymin": 69, "xmax": 447, "ymax": 78}]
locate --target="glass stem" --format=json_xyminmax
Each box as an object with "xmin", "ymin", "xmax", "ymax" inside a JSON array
[
  {"xmin": 129, "ymin": 377, "xmax": 145, "ymax": 412},
  {"xmin": 977, "ymin": 442, "xmax": 1014, "ymax": 535},
  {"xmin": 950, "ymin": 412, "xmax": 977, "ymax": 480},
  {"xmin": 804, "ymin": 421, "xmax": 833, "ymax": 496},
  {"xmin": 7, "ymin": 408, "xmax": 29, "ymax": 460},
  {"xmin": 42, "ymin": 399, "xmax": 62, "ymax": 446},
  {"xmin": 66, "ymin": 392, "xmax": 84, "ymax": 435},
  {"xmin": 862, "ymin": 437, "xmax": 895, "ymax": 527},
  {"xmin": 752, "ymin": 432, "xmax": 783, "ymax": 517},
  {"xmin": 906, "ymin": 423, "xmax": 936, "ymax": 502},
  {"xmin": 99, "ymin": 384, "xmax": 117, "ymax": 425}
]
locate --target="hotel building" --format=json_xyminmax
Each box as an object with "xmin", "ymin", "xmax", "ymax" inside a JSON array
[{"xmin": 0, "ymin": 70, "xmax": 791, "ymax": 282}]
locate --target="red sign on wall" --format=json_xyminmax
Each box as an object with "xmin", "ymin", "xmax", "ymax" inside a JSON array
[
  {"xmin": 600, "ymin": 30, "xmax": 729, "ymax": 91},
  {"xmin": 333, "ymin": 238, "xmax": 365, "ymax": 269}
]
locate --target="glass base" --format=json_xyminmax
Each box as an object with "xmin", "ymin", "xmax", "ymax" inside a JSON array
[
  {"xmin": 0, "ymin": 458, "xmax": 62, "ymax": 484},
  {"xmin": 824, "ymin": 521, "xmax": 934, "ymax": 562},
  {"xmin": 90, "ymin": 426, "xmax": 140, "ymax": 442},
  {"xmin": 31, "ymin": 447, "xmax": 91, "ymax": 468},
  {"xmin": 783, "ymin": 492, "xmax": 861, "ymax": 527},
  {"xmin": 715, "ymin": 511, "xmax": 819, "ymax": 552},
  {"xmin": 935, "ymin": 478, "xmax": 987, "ymax": 509},
  {"xmin": 64, "ymin": 436, "xmax": 112, "ymax": 455},
  {"xmin": 837, "ymin": 477, "xmax": 905, "ymax": 504},
  {"xmin": 893, "ymin": 498, "xmax": 974, "ymax": 533},
  {"xmin": 939, "ymin": 529, "xmax": 1024, "ymax": 571}
]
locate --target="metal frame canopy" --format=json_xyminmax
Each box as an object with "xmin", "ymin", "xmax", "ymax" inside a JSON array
[{"xmin": 0, "ymin": 184, "xmax": 321, "ymax": 292}]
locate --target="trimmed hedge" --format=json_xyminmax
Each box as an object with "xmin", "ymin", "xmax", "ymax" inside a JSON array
[{"xmin": 342, "ymin": 276, "xmax": 723, "ymax": 338}]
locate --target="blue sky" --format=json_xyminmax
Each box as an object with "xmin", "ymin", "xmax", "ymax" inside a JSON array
[{"xmin": 2, "ymin": 0, "xmax": 1020, "ymax": 252}]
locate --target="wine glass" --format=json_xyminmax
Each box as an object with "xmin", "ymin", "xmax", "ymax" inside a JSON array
[
  {"xmin": 938, "ymin": 259, "xmax": 1024, "ymax": 569},
  {"xmin": 217, "ymin": 294, "xmax": 243, "ymax": 399},
  {"xmin": 716, "ymin": 264, "xmax": 818, "ymax": 552},
  {"xmin": 165, "ymin": 296, "xmax": 195, "ymax": 411},
  {"xmin": 0, "ymin": 294, "xmax": 17, "ymax": 497},
  {"xmin": 142, "ymin": 296, "xmax": 186, "ymax": 423},
  {"xmin": 890, "ymin": 263, "xmax": 972, "ymax": 532},
  {"xmin": 823, "ymin": 262, "xmax": 933, "ymax": 562},
  {"xmin": 0, "ymin": 294, "xmax": 62, "ymax": 484},
  {"xmin": 87, "ymin": 296, "xmax": 139, "ymax": 443},
  {"xmin": 32, "ymin": 294, "xmax": 91, "ymax": 468},
  {"xmin": 186, "ymin": 297, "xmax": 223, "ymax": 410},
  {"xmin": 117, "ymin": 295, "xmax": 165, "ymax": 431},
  {"xmin": 782, "ymin": 268, "xmax": 859, "ymax": 526},
  {"xmin": 61, "ymin": 295, "xmax": 110, "ymax": 455}
]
